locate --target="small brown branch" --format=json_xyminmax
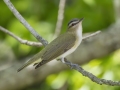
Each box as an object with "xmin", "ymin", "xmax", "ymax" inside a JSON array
[
  {"xmin": 53, "ymin": 0, "xmax": 66, "ymax": 38},
  {"xmin": 3, "ymin": 0, "xmax": 48, "ymax": 46},
  {"xmin": 0, "ymin": 26, "xmax": 42, "ymax": 47},
  {"xmin": 82, "ymin": 31, "xmax": 101, "ymax": 40},
  {"xmin": 64, "ymin": 58, "xmax": 120, "ymax": 86}
]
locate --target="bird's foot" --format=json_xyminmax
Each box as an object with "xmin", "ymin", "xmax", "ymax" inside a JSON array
[{"xmin": 60, "ymin": 58, "xmax": 66, "ymax": 63}]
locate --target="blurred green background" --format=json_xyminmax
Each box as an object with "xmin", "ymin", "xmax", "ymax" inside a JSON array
[{"xmin": 0, "ymin": 0, "xmax": 120, "ymax": 90}]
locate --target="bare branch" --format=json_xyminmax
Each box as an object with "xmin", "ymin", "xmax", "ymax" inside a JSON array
[
  {"xmin": 64, "ymin": 58, "xmax": 120, "ymax": 86},
  {"xmin": 82, "ymin": 31, "xmax": 101, "ymax": 40},
  {"xmin": 53, "ymin": 0, "xmax": 66, "ymax": 38},
  {"xmin": 3, "ymin": 0, "xmax": 48, "ymax": 46},
  {"xmin": 0, "ymin": 26, "xmax": 42, "ymax": 47}
]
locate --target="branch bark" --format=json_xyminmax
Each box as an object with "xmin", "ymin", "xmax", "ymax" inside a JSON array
[
  {"xmin": 0, "ymin": 26, "xmax": 42, "ymax": 47},
  {"xmin": 53, "ymin": 0, "xmax": 66, "ymax": 38},
  {"xmin": 82, "ymin": 31, "xmax": 101, "ymax": 40},
  {"xmin": 3, "ymin": 0, "xmax": 48, "ymax": 46},
  {"xmin": 64, "ymin": 58, "xmax": 120, "ymax": 86},
  {"xmin": 0, "ymin": 19, "xmax": 120, "ymax": 90}
]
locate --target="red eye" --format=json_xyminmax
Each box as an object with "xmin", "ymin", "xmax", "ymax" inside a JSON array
[{"xmin": 71, "ymin": 23, "xmax": 74, "ymax": 26}]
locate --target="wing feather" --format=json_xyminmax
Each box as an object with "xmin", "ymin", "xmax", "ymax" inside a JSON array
[{"xmin": 41, "ymin": 33, "xmax": 76, "ymax": 61}]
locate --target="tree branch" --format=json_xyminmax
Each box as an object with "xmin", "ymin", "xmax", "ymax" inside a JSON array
[
  {"xmin": 64, "ymin": 58, "xmax": 120, "ymax": 86},
  {"xmin": 3, "ymin": 0, "xmax": 48, "ymax": 46},
  {"xmin": 0, "ymin": 25, "xmax": 100, "ymax": 47},
  {"xmin": 82, "ymin": 31, "xmax": 101, "ymax": 40},
  {"xmin": 53, "ymin": 0, "xmax": 66, "ymax": 38},
  {"xmin": 0, "ymin": 26, "xmax": 42, "ymax": 47}
]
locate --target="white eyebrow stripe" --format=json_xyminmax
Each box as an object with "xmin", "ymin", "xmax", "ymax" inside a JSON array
[{"xmin": 68, "ymin": 20, "xmax": 79, "ymax": 27}]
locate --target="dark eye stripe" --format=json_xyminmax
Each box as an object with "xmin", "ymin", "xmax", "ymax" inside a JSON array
[
  {"xmin": 68, "ymin": 21, "xmax": 79, "ymax": 27},
  {"xmin": 68, "ymin": 20, "xmax": 80, "ymax": 28},
  {"xmin": 68, "ymin": 18, "xmax": 79, "ymax": 26}
]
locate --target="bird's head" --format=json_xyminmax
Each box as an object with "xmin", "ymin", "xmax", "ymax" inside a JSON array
[{"xmin": 67, "ymin": 18, "xmax": 84, "ymax": 31}]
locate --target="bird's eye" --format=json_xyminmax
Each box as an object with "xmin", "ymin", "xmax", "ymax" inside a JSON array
[{"xmin": 71, "ymin": 23, "xmax": 74, "ymax": 27}]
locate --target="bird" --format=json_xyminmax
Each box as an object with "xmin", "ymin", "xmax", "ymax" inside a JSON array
[{"xmin": 17, "ymin": 18, "xmax": 83, "ymax": 72}]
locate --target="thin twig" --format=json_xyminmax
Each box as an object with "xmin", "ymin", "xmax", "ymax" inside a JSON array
[
  {"xmin": 3, "ymin": 0, "xmax": 48, "ymax": 46},
  {"xmin": 53, "ymin": 0, "xmax": 66, "ymax": 38},
  {"xmin": 82, "ymin": 31, "xmax": 101, "ymax": 40},
  {"xmin": 0, "ymin": 26, "xmax": 42, "ymax": 47},
  {"xmin": 64, "ymin": 58, "xmax": 120, "ymax": 86}
]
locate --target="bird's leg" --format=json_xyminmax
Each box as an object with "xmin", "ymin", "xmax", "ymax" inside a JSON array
[
  {"xmin": 60, "ymin": 57, "xmax": 66, "ymax": 63},
  {"xmin": 60, "ymin": 58, "xmax": 72, "ymax": 68},
  {"xmin": 60, "ymin": 58, "xmax": 77, "ymax": 69}
]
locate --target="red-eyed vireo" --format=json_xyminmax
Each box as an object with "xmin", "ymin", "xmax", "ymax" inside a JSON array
[{"xmin": 18, "ymin": 18, "xmax": 83, "ymax": 72}]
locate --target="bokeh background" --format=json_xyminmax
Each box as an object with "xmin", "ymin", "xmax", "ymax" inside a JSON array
[{"xmin": 0, "ymin": 0, "xmax": 120, "ymax": 90}]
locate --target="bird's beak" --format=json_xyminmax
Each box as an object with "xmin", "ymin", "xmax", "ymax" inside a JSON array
[{"xmin": 79, "ymin": 18, "xmax": 84, "ymax": 22}]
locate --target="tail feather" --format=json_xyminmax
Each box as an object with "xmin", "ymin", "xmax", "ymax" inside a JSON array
[
  {"xmin": 17, "ymin": 53, "xmax": 42, "ymax": 72},
  {"xmin": 17, "ymin": 60, "xmax": 32, "ymax": 72}
]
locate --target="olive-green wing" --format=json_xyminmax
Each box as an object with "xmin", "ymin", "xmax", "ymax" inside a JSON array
[{"xmin": 35, "ymin": 33, "xmax": 76, "ymax": 69}]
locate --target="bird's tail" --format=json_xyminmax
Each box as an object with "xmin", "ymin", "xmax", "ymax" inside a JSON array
[{"xmin": 17, "ymin": 52, "xmax": 42, "ymax": 72}]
